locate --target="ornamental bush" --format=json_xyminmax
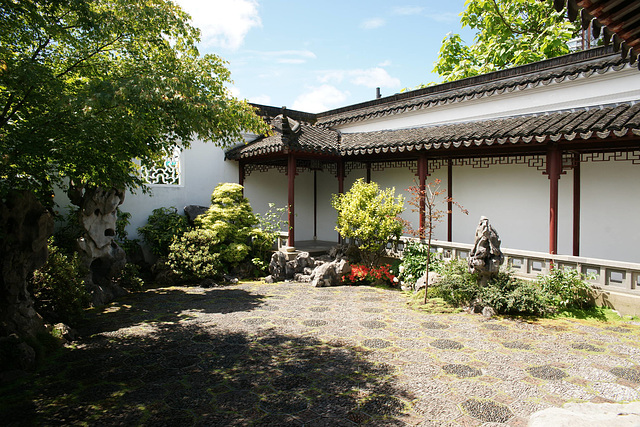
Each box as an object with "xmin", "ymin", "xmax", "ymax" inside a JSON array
[
  {"xmin": 167, "ymin": 183, "xmax": 275, "ymax": 281},
  {"xmin": 138, "ymin": 207, "xmax": 190, "ymax": 257},
  {"xmin": 342, "ymin": 264, "xmax": 396, "ymax": 287},
  {"xmin": 28, "ymin": 240, "xmax": 89, "ymax": 326},
  {"xmin": 332, "ymin": 179, "xmax": 404, "ymax": 267},
  {"xmin": 536, "ymin": 267, "xmax": 594, "ymax": 309},
  {"xmin": 397, "ymin": 241, "xmax": 443, "ymax": 287},
  {"xmin": 433, "ymin": 259, "xmax": 550, "ymax": 316}
]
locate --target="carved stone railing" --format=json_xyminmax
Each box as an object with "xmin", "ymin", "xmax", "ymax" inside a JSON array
[
  {"xmin": 388, "ymin": 236, "xmax": 640, "ymax": 295},
  {"xmin": 276, "ymin": 232, "xmax": 640, "ymax": 295}
]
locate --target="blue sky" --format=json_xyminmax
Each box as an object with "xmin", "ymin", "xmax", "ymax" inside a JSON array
[{"xmin": 174, "ymin": 0, "xmax": 475, "ymax": 113}]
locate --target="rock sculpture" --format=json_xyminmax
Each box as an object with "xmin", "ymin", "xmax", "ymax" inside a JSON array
[
  {"xmin": 0, "ymin": 190, "xmax": 53, "ymax": 371},
  {"xmin": 309, "ymin": 258, "xmax": 351, "ymax": 287},
  {"xmin": 183, "ymin": 205, "xmax": 208, "ymax": 225},
  {"xmin": 468, "ymin": 216, "xmax": 503, "ymax": 277},
  {"xmin": 68, "ymin": 186, "xmax": 127, "ymax": 305},
  {"xmin": 266, "ymin": 248, "xmax": 351, "ymax": 287}
]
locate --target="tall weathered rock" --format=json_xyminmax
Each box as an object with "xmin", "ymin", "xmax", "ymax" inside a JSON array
[
  {"xmin": 468, "ymin": 216, "xmax": 504, "ymax": 280},
  {"xmin": 68, "ymin": 186, "xmax": 127, "ymax": 305},
  {"xmin": 0, "ymin": 191, "xmax": 53, "ymax": 369}
]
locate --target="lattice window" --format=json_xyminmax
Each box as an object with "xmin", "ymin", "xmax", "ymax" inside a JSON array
[{"xmin": 140, "ymin": 146, "xmax": 182, "ymax": 185}]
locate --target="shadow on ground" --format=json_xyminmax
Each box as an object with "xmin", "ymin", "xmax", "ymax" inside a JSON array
[{"xmin": 1, "ymin": 286, "xmax": 415, "ymax": 426}]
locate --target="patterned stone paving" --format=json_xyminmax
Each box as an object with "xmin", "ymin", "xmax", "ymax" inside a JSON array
[{"xmin": 1, "ymin": 282, "xmax": 639, "ymax": 426}]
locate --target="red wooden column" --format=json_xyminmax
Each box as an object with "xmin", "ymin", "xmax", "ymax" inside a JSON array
[
  {"xmin": 337, "ymin": 159, "xmax": 345, "ymax": 194},
  {"xmin": 573, "ymin": 153, "xmax": 581, "ymax": 256},
  {"xmin": 287, "ymin": 153, "xmax": 296, "ymax": 247},
  {"xmin": 546, "ymin": 144, "xmax": 562, "ymax": 255},
  {"xmin": 447, "ymin": 159, "xmax": 453, "ymax": 242},
  {"xmin": 417, "ymin": 154, "xmax": 428, "ymax": 239},
  {"xmin": 238, "ymin": 160, "xmax": 245, "ymax": 191},
  {"xmin": 337, "ymin": 159, "xmax": 345, "ymax": 243}
]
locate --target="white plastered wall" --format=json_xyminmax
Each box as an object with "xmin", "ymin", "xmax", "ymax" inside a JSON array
[
  {"xmin": 120, "ymin": 140, "xmax": 238, "ymax": 239},
  {"xmin": 580, "ymin": 159, "xmax": 640, "ymax": 263},
  {"xmin": 334, "ymin": 66, "xmax": 640, "ymax": 133}
]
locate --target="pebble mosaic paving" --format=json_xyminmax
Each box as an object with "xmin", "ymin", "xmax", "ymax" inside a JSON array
[{"xmin": 2, "ymin": 282, "xmax": 640, "ymax": 426}]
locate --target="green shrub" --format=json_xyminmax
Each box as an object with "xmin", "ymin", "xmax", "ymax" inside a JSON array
[
  {"xmin": 115, "ymin": 263, "xmax": 145, "ymax": 291},
  {"xmin": 480, "ymin": 271, "xmax": 549, "ymax": 316},
  {"xmin": 397, "ymin": 241, "xmax": 442, "ymax": 286},
  {"xmin": 536, "ymin": 267, "xmax": 594, "ymax": 309},
  {"xmin": 433, "ymin": 259, "xmax": 549, "ymax": 316},
  {"xmin": 138, "ymin": 207, "xmax": 190, "ymax": 257},
  {"xmin": 332, "ymin": 179, "xmax": 404, "ymax": 267},
  {"xmin": 168, "ymin": 183, "xmax": 275, "ymax": 280},
  {"xmin": 432, "ymin": 259, "xmax": 478, "ymax": 305},
  {"xmin": 28, "ymin": 240, "xmax": 89, "ymax": 325}
]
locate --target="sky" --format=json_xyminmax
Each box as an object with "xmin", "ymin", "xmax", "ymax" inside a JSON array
[{"xmin": 173, "ymin": 0, "xmax": 476, "ymax": 113}]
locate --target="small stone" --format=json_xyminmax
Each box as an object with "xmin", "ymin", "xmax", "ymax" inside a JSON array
[{"xmin": 482, "ymin": 306, "xmax": 496, "ymax": 318}]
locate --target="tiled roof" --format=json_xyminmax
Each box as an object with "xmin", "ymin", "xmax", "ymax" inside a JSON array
[
  {"xmin": 316, "ymin": 47, "xmax": 629, "ymax": 128},
  {"xmin": 227, "ymin": 102, "xmax": 640, "ymax": 161},
  {"xmin": 225, "ymin": 115, "xmax": 339, "ymax": 160},
  {"xmin": 339, "ymin": 103, "xmax": 640, "ymax": 156}
]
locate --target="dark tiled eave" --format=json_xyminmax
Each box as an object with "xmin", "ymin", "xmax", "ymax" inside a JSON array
[
  {"xmin": 339, "ymin": 103, "xmax": 640, "ymax": 156},
  {"xmin": 316, "ymin": 47, "xmax": 629, "ymax": 128},
  {"xmin": 227, "ymin": 102, "xmax": 640, "ymax": 162}
]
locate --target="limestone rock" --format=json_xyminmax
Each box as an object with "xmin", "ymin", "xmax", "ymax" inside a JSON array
[
  {"xmin": 268, "ymin": 251, "xmax": 288, "ymax": 282},
  {"xmin": 184, "ymin": 205, "xmax": 208, "ymax": 225},
  {"xmin": 528, "ymin": 401, "xmax": 640, "ymax": 427},
  {"xmin": 309, "ymin": 259, "xmax": 351, "ymax": 287},
  {"xmin": 0, "ymin": 190, "xmax": 53, "ymax": 341},
  {"xmin": 414, "ymin": 272, "xmax": 443, "ymax": 291},
  {"xmin": 68, "ymin": 186, "xmax": 127, "ymax": 305},
  {"xmin": 468, "ymin": 216, "xmax": 504, "ymax": 276},
  {"xmin": 482, "ymin": 306, "xmax": 496, "ymax": 318}
]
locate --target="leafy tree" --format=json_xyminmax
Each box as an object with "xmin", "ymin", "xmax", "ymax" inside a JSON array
[
  {"xmin": 0, "ymin": 0, "xmax": 269, "ymax": 349},
  {"xmin": 432, "ymin": 0, "xmax": 579, "ymax": 82},
  {"xmin": 0, "ymin": 0, "xmax": 269, "ymax": 200},
  {"xmin": 332, "ymin": 179, "xmax": 405, "ymax": 268},
  {"xmin": 406, "ymin": 179, "xmax": 467, "ymax": 303}
]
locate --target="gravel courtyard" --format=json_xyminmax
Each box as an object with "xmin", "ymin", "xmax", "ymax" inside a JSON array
[{"xmin": 3, "ymin": 282, "xmax": 640, "ymax": 426}]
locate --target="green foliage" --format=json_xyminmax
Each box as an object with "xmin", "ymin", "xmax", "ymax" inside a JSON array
[
  {"xmin": 0, "ymin": 0, "xmax": 270, "ymax": 202},
  {"xmin": 168, "ymin": 183, "xmax": 273, "ymax": 281},
  {"xmin": 138, "ymin": 207, "xmax": 190, "ymax": 257},
  {"xmin": 28, "ymin": 240, "xmax": 89, "ymax": 325},
  {"xmin": 480, "ymin": 271, "xmax": 549, "ymax": 315},
  {"xmin": 115, "ymin": 263, "xmax": 145, "ymax": 292},
  {"xmin": 397, "ymin": 241, "xmax": 442, "ymax": 286},
  {"xmin": 52, "ymin": 208, "xmax": 83, "ymax": 255},
  {"xmin": 431, "ymin": 0, "xmax": 579, "ymax": 83},
  {"xmin": 432, "ymin": 259, "xmax": 595, "ymax": 316},
  {"xmin": 332, "ymin": 179, "xmax": 404, "ymax": 267},
  {"xmin": 432, "ymin": 259, "xmax": 480, "ymax": 306},
  {"xmin": 536, "ymin": 267, "xmax": 594, "ymax": 309}
]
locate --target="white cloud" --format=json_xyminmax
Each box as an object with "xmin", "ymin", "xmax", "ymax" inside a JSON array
[
  {"xmin": 351, "ymin": 68, "xmax": 400, "ymax": 88},
  {"xmin": 318, "ymin": 67, "xmax": 400, "ymax": 89},
  {"xmin": 174, "ymin": 0, "xmax": 261, "ymax": 50},
  {"xmin": 250, "ymin": 49, "xmax": 317, "ymax": 64},
  {"xmin": 360, "ymin": 18, "xmax": 385, "ymax": 30},
  {"xmin": 393, "ymin": 6, "xmax": 424, "ymax": 15},
  {"xmin": 249, "ymin": 94, "xmax": 272, "ymax": 105},
  {"xmin": 292, "ymin": 85, "xmax": 349, "ymax": 113},
  {"xmin": 378, "ymin": 59, "xmax": 392, "ymax": 67}
]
